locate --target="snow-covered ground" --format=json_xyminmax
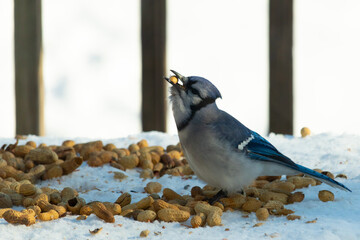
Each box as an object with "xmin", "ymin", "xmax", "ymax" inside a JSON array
[{"xmin": 0, "ymin": 132, "xmax": 359, "ymax": 240}]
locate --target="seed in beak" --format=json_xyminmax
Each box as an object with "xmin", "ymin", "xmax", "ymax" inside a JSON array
[{"xmin": 169, "ymin": 76, "xmax": 178, "ymax": 85}]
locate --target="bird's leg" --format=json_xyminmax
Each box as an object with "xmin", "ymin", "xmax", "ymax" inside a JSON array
[
  {"xmin": 208, "ymin": 189, "xmax": 228, "ymax": 205},
  {"xmin": 237, "ymin": 189, "xmax": 244, "ymax": 195}
]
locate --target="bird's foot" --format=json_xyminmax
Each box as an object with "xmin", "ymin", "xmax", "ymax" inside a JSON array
[
  {"xmin": 237, "ymin": 189, "xmax": 244, "ymax": 195},
  {"xmin": 207, "ymin": 189, "xmax": 228, "ymax": 205}
]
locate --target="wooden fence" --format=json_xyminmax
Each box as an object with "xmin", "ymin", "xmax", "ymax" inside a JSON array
[
  {"xmin": 14, "ymin": 0, "xmax": 44, "ymax": 136},
  {"xmin": 14, "ymin": 0, "xmax": 293, "ymax": 136}
]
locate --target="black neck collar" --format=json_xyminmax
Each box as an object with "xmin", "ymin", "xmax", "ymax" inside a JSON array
[{"xmin": 177, "ymin": 98, "xmax": 216, "ymax": 131}]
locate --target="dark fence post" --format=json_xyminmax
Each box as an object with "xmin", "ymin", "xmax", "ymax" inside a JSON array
[
  {"xmin": 141, "ymin": 0, "xmax": 167, "ymax": 132},
  {"xmin": 269, "ymin": 0, "xmax": 293, "ymax": 135},
  {"xmin": 14, "ymin": 0, "xmax": 44, "ymax": 136}
]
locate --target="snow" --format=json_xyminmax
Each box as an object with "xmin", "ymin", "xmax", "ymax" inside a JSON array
[{"xmin": 1, "ymin": 132, "xmax": 359, "ymax": 240}]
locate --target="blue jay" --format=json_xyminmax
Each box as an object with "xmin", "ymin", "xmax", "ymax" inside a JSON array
[{"xmin": 165, "ymin": 70, "xmax": 351, "ymax": 197}]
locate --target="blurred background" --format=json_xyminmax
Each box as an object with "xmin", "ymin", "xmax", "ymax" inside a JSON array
[{"xmin": 0, "ymin": 0, "xmax": 359, "ymax": 139}]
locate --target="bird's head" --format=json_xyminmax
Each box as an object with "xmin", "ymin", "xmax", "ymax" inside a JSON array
[{"xmin": 164, "ymin": 70, "xmax": 222, "ymax": 130}]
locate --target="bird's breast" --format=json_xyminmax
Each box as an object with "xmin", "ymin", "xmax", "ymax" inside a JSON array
[{"xmin": 178, "ymin": 124, "xmax": 256, "ymax": 192}]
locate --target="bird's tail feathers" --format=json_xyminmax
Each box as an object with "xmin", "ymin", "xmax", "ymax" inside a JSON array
[{"xmin": 294, "ymin": 164, "xmax": 351, "ymax": 192}]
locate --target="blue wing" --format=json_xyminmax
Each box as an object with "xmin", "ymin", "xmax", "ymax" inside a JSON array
[
  {"xmin": 211, "ymin": 112, "xmax": 351, "ymax": 192},
  {"xmin": 244, "ymin": 131, "xmax": 297, "ymax": 168},
  {"xmin": 243, "ymin": 131, "xmax": 351, "ymax": 192}
]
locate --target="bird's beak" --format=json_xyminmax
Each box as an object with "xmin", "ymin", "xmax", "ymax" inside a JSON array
[
  {"xmin": 164, "ymin": 70, "xmax": 186, "ymax": 89},
  {"xmin": 170, "ymin": 70, "xmax": 184, "ymax": 80},
  {"xmin": 164, "ymin": 76, "xmax": 175, "ymax": 86}
]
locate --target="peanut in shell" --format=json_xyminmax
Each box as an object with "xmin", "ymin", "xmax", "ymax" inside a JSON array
[
  {"xmin": 150, "ymin": 152, "xmax": 161, "ymax": 165},
  {"xmin": 9, "ymin": 192, "xmax": 24, "ymax": 206},
  {"xmin": 115, "ymin": 192, "xmax": 131, "ymax": 207},
  {"xmin": 61, "ymin": 157, "xmax": 83, "ymax": 174},
  {"xmin": 22, "ymin": 197, "xmax": 35, "ymax": 207},
  {"xmin": 50, "ymin": 192, "xmax": 62, "ymax": 205},
  {"xmin": 206, "ymin": 212, "xmax": 222, "ymax": 226},
  {"xmin": 140, "ymin": 159, "xmax": 153, "ymax": 170},
  {"xmin": 0, "ymin": 158, "xmax": 7, "ymax": 168},
  {"xmin": 103, "ymin": 202, "xmax": 122, "ymax": 215},
  {"xmin": 25, "ymin": 141, "xmax": 37, "ymax": 148},
  {"xmin": 140, "ymin": 230, "xmax": 150, "ymax": 238},
  {"xmin": 80, "ymin": 205, "xmax": 94, "ymax": 215},
  {"xmin": 195, "ymin": 202, "xmax": 223, "ymax": 216},
  {"xmin": 13, "ymin": 145, "xmax": 33, "ymax": 158},
  {"xmin": 99, "ymin": 151, "xmax": 118, "ymax": 164},
  {"xmin": 0, "ymin": 208, "xmax": 12, "ymax": 218},
  {"xmin": 27, "ymin": 205, "xmax": 41, "ymax": 216},
  {"xmin": 2, "ymin": 166, "xmax": 21, "ymax": 178},
  {"xmin": 28, "ymin": 164, "xmax": 46, "ymax": 179},
  {"xmin": 153, "ymin": 199, "xmax": 179, "ymax": 212},
  {"xmin": 79, "ymin": 141, "xmax": 103, "ymax": 160},
  {"xmin": 256, "ymin": 208, "xmax": 269, "ymax": 221},
  {"xmin": 163, "ymin": 188, "xmax": 183, "ymax": 201},
  {"xmin": 0, "ymin": 193, "xmax": 12, "ymax": 208},
  {"xmin": 66, "ymin": 197, "xmax": 86, "ymax": 214},
  {"xmin": 264, "ymin": 181, "xmax": 295, "ymax": 193},
  {"xmin": 128, "ymin": 143, "xmax": 140, "ymax": 153},
  {"xmin": 250, "ymin": 180, "xmax": 269, "ymax": 188},
  {"xmin": 191, "ymin": 213, "xmax": 206, "ymax": 228},
  {"xmin": 104, "ymin": 143, "xmax": 116, "ymax": 151},
  {"xmin": 220, "ymin": 194, "xmax": 246, "ymax": 209},
  {"xmin": 62, "ymin": 140, "xmax": 75, "ymax": 147},
  {"xmin": 92, "ymin": 202, "xmax": 115, "ymax": 223},
  {"xmin": 157, "ymin": 208, "xmax": 190, "ymax": 222},
  {"xmin": 38, "ymin": 209, "xmax": 59, "ymax": 221},
  {"xmin": 263, "ymin": 200, "xmax": 284, "ymax": 210},
  {"xmin": 144, "ymin": 182, "xmax": 162, "ymax": 194},
  {"xmin": 119, "ymin": 154, "xmax": 139, "ymax": 169},
  {"xmin": 259, "ymin": 191, "xmax": 288, "ymax": 204},
  {"xmin": 244, "ymin": 188, "xmax": 263, "ymax": 197},
  {"xmin": 286, "ymin": 176, "xmax": 316, "ymax": 189},
  {"xmin": 26, "ymin": 148, "xmax": 58, "ymax": 164},
  {"xmin": 300, "ymin": 127, "xmax": 311, "ymax": 137},
  {"xmin": 87, "ymin": 156, "xmax": 103, "ymax": 167},
  {"xmin": 3, "ymin": 209, "xmax": 36, "ymax": 226},
  {"xmin": 167, "ymin": 150, "xmax": 181, "ymax": 160},
  {"xmin": 61, "ymin": 187, "xmax": 78, "ymax": 202},
  {"xmin": 139, "ymin": 146, "xmax": 164, "ymax": 155},
  {"xmin": 110, "ymin": 161, "xmax": 125, "ymax": 171},
  {"xmin": 242, "ymin": 198, "xmax": 262, "ymax": 212},
  {"xmin": 112, "ymin": 148, "xmax": 128, "ymax": 158},
  {"xmin": 34, "ymin": 193, "xmax": 49, "ymax": 205},
  {"xmin": 37, "ymin": 200, "xmax": 67, "ymax": 216},
  {"xmin": 287, "ymin": 192, "xmax": 305, "ymax": 204},
  {"xmin": 19, "ymin": 184, "xmax": 37, "ymax": 196},
  {"xmin": 24, "ymin": 160, "xmax": 34, "ymax": 169},
  {"xmin": 137, "ymin": 139, "xmax": 149, "ymax": 149},
  {"xmin": 318, "ymin": 190, "xmax": 334, "ymax": 202},
  {"xmin": 42, "ymin": 165, "xmax": 63, "ymax": 180},
  {"xmin": 122, "ymin": 196, "xmax": 154, "ymax": 211},
  {"xmin": 137, "ymin": 210, "xmax": 156, "ymax": 222}
]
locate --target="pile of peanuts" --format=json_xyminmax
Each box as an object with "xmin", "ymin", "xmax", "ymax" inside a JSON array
[
  {"xmin": 0, "ymin": 137, "xmax": 347, "ymax": 228},
  {"xmin": 0, "ymin": 138, "xmax": 191, "ymax": 226},
  {"xmin": 74, "ymin": 139, "xmax": 193, "ymax": 178}
]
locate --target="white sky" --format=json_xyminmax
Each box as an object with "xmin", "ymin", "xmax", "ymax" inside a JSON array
[{"xmin": 0, "ymin": 0, "xmax": 359, "ymax": 138}]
